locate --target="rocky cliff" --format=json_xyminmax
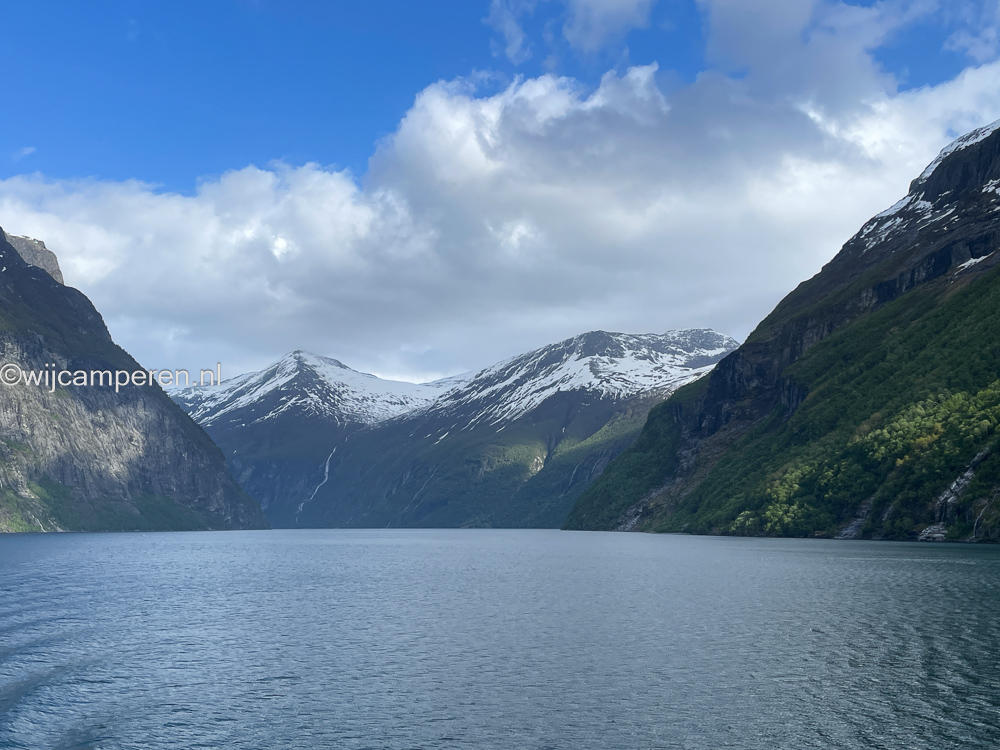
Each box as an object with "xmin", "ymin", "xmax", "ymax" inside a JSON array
[
  {"xmin": 0, "ymin": 228, "xmax": 267, "ymax": 532},
  {"xmin": 2, "ymin": 231, "xmax": 64, "ymax": 284}
]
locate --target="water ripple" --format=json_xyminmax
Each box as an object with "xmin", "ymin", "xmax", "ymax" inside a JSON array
[{"xmin": 1, "ymin": 531, "xmax": 999, "ymax": 749}]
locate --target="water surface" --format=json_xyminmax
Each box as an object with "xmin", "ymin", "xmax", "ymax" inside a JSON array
[{"xmin": 1, "ymin": 530, "xmax": 999, "ymax": 749}]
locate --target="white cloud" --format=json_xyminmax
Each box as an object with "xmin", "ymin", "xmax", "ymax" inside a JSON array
[
  {"xmin": 486, "ymin": 0, "xmax": 658, "ymax": 62},
  {"xmin": 3, "ymin": 1, "xmax": 1000, "ymax": 381},
  {"xmin": 562, "ymin": 0, "xmax": 656, "ymax": 52},
  {"xmin": 487, "ymin": 0, "xmax": 533, "ymax": 63},
  {"xmin": 945, "ymin": 0, "xmax": 1000, "ymax": 63},
  {"xmin": 11, "ymin": 146, "xmax": 36, "ymax": 162}
]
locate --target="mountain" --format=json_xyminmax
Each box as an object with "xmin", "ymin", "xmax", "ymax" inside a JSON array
[
  {"xmin": 170, "ymin": 351, "xmax": 461, "ymax": 517},
  {"xmin": 0, "ymin": 228, "xmax": 267, "ymax": 532},
  {"xmin": 175, "ymin": 329, "xmax": 737, "ymax": 528},
  {"xmin": 417, "ymin": 329, "xmax": 734, "ymax": 426},
  {"xmin": 566, "ymin": 120, "xmax": 1000, "ymax": 542},
  {"xmin": 172, "ymin": 350, "xmax": 454, "ymax": 428}
]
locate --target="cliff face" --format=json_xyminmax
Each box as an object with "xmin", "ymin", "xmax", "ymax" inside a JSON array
[
  {"xmin": 567, "ymin": 121, "xmax": 1000, "ymax": 541},
  {"xmin": 2, "ymin": 231, "xmax": 64, "ymax": 284},
  {"xmin": 0, "ymin": 229, "xmax": 267, "ymax": 532},
  {"xmin": 698, "ymin": 122, "xmax": 1000, "ymax": 435}
]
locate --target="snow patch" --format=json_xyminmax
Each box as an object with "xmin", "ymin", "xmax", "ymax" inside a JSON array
[
  {"xmin": 858, "ymin": 199, "xmax": 934, "ymax": 252},
  {"xmin": 174, "ymin": 330, "xmax": 737, "ymax": 433},
  {"xmin": 957, "ymin": 252, "xmax": 994, "ymax": 271},
  {"xmin": 917, "ymin": 119, "xmax": 1000, "ymax": 183}
]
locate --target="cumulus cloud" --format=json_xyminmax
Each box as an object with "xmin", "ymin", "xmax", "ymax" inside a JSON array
[
  {"xmin": 699, "ymin": 0, "xmax": 939, "ymax": 112},
  {"xmin": 3, "ymin": 0, "xmax": 1000, "ymax": 381}
]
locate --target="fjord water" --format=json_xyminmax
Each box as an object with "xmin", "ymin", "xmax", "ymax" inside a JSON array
[{"xmin": 1, "ymin": 531, "xmax": 998, "ymax": 749}]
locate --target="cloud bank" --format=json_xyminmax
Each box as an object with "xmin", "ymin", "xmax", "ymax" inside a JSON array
[{"xmin": 3, "ymin": 0, "xmax": 1000, "ymax": 380}]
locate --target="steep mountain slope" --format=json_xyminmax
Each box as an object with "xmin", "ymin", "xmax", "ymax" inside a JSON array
[
  {"xmin": 176, "ymin": 329, "xmax": 735, "ymax": 528},
  {"xmin": 567, "ymin": 120, "xmax": 1000, "ymax": 541},
  {"xmin": 171, "ymin": 351, "xmax": 459, "ymax": 516},
  {"xmin": 0, "ymin": 228, "xmax": 267, "ymax": 532}
]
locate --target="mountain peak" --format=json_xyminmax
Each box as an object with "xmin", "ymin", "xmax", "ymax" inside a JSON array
[
  {"xmin": 561, "ymin": 329, "xmax": 733, "ymax": 361},
  {"xmin": 2, "ymin": 230, "xmax": 65, "ymax": 284},
  {"xmin": 172, "ymin": 350, "xmax": 443, "ymax": 428},
  {"xmin": 914, "ymin": 118, "xmax": 1000, "ymax": 190},
  {"xmin": 823, "ymin": 118, "xmax": 1000, "ymax": 280},
  {"xmin": 174, "ymin": 329, "xmax": 737, "ymax": 436},
  {"xmin": 429, "ymin": 328, "xmax": 739, "ymax": 425},
  {"xmin": 864, "ymin": 119, "xmax": 1000, "ymax": 229},
  {"xmin": 278, "ymin": 350, "xmax": 353, "ymax": 376}
]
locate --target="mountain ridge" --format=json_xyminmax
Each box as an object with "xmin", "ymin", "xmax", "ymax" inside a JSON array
[
  {"xmin": 2, "ymin": 230, "xmax": 65, "ymax": 284},
  {"xmin": 174, "ymin": 328, "xmax": 738, "ymax": 528},
  {"xmin": 566, "ymin": 119, "xmax": 1000, "ymax": 541},
  {"xmin": 172, "ymin": 349, "xmax": 459, "ymax": 429}
]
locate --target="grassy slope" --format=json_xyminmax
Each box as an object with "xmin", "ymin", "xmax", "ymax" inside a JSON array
[{"xmin": 570, "ymin": 266, "xmax": 1000, "ymax": 540}]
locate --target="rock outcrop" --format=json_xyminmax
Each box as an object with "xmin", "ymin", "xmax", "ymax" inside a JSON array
[{"xmin": 3, "ymin": 231, "xmax": 64, "ymax": 284}]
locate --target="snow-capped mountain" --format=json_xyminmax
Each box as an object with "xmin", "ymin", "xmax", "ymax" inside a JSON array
[
  {"xmin": 849, "ymin": 118, "xmax": 1000, "ymax": 262},
  {"xmin": 172, "ymin": 328, "xmax": 737, "ymax": 529},
  {"xmin": 172, "ymin": 350, "xmax": 464, "ymax": 429},
  {"xmin": 175, "ymin": 330, "xmax": 736, "ymax": 433},
  {"xmin": 430, "ymin": 329, "xmax": 738, "ymax": 427}
]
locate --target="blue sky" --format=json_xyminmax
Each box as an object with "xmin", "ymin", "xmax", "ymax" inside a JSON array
[
  {"xmin": 4, "ymin": 2, "xmax": 494, "ymax": 186},
  {"xmin": 3, "ymin": 1, "xmax": 711, "ymax": 187},
  {"xmin": 2, "ymin": 0, "xmax": 970, "ymax": 188},
  {"xmin": 2, "ymin": 0, "xmax": 1000, "ymax": 379}
]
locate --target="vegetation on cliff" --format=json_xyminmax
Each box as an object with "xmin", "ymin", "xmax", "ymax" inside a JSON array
[{"xmin": 567, "ymin": 121, "xmax": 1000, "ymax": 541}]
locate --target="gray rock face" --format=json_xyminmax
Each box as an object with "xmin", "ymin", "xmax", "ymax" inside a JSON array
[
  {"xmin": 3, "ymin": 231, "xmax": 64, "ymax": 284},
  {"xmin": 0, "ymin": 227, "xmax": 267, "ymax": 532}
]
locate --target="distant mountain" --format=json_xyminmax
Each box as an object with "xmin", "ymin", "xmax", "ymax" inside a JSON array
[
  {"xmin": 0, "ymin": 229, "xmax": 267, "ymax": 532},
  {"xmin": 172, "ymin": 350, "xmax": 458, "ymax": 428},
  {"xmin": 171, "ymin": 351, "xmax": 465, "ymax": 519},
  {"xmin": 422, "ymin": 329, "xmax": 734, "ymax": 426},
  {"xmin": 567, "ymin": 119, "xmax": 1000, "ymax": 542},
  {"xmin": 175, "ymin": 329, "xmax": 737, "ymax": 528}
]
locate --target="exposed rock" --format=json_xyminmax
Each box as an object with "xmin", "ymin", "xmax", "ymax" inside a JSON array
[
  {"xmin": 3, "ymin": 231, "xmax": 64, "ymax": 284},
  {"xmin": 917, "ymin": 523, "xmax": 948, "ymax": 542},
  {"xmin": 835, "ymin": 499, "xmax": 872, "ymax": 540},
  {"xmin": 934, "ymin": 448, "xmax": 990, "ymax": 522}
]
